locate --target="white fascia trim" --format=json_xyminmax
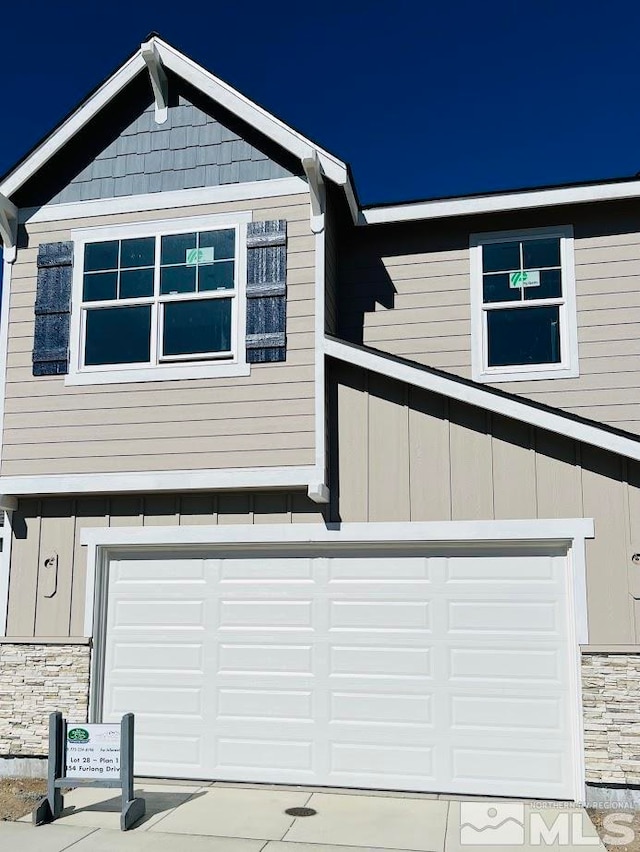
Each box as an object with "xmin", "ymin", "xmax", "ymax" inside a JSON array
[
  {"xmin": 325, "ymin": 337, "xmax": 640, "ymax": 464},
  {"xmin": 155, "ymin": 39, "xmax": 348, "ymax": 188},
  {"xmin": 19, "ymin": 177, "xmax": 309, "ymax": 225},
  {"xmin": 0, "ymin": 465, "xmax": 318, "ymax": 498},
  {"xmin": 80, "ymin": 517, "xmax": 595, "ymax": 549},
  {"xmin": 0, "ymin": 52, "xmax": 146, "ymax": 199},
  {"xmin": 361, "ymin": 179, "xmax": 640, "ymax": 226}
]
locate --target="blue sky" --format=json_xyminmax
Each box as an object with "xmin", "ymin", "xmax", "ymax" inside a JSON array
[{"xmin": 1, "ymin": 0, "xmax": 640, "ymax": 204}]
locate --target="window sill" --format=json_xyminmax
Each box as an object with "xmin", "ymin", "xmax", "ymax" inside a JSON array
[
  {"xmin": 473, "ymin": 364, "xmax": 579, "ymax": 384},
  {"xmin": 64, "ymin": 361, "xmax": 251, "ymax": 386}
]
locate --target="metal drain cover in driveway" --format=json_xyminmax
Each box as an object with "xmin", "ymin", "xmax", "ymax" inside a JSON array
[{"xmin": 285, "ymin": 807, "xmax": 317, "ymax": 817}]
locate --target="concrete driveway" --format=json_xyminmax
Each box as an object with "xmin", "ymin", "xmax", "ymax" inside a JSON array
[{"xmin": 6, "ymin": 781, "xmax": 605, "ymax": 851}]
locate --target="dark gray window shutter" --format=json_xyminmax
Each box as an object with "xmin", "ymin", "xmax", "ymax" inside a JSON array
[
  {"xmin": 246, "ymin": 220, "xmax": 287, "ymax": 363},
  {"xmin": 33, "ymin": 241, "xmax": 73, "ymax": 376}
]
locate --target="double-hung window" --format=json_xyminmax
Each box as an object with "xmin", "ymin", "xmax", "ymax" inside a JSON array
[
  {"xmin": 70, "ymin": 214, "xmax": 250, "ymax": 385},
  {"xmin": 470, "ymin": 226, "xmax": 578, "ymax": 383}
]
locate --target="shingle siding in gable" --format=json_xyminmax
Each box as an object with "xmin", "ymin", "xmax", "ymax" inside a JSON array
[{"xmin": 47, "ymin": 95, "xmax": 294, "ymax": 204}]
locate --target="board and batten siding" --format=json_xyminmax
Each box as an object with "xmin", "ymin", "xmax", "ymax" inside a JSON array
[
  {"xmin": 3, "ymin": 193, "xmax": 316, "ymax": 477},
  {"xmin": 338, "ymin": 201, "xmax": 640, "ymax": 436},
  {"xmin": 331, "ymin": 361, "xmax": 640, "ymax": 646},
  {"xmin": 5, "ymin": 491, "xmax": 325, "ymax": 639}
]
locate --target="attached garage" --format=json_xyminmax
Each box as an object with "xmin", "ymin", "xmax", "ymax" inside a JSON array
[{"xmin": 90, "ymin": 526, "xmax": 587, "ymax": 801}]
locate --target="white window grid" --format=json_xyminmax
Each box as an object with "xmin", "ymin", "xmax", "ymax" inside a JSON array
[{"xmin": 70, "ymin": 214, "xmax": 250, "ymax": 379}]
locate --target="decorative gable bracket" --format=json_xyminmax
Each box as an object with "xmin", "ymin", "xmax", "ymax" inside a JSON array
[
  {"xmin": 302, "ymin": 151, "xmax": 326, "ymax": 234},
  {"xmin": 0, "ymin": 193, "xmax": 17, "ymax": 264},
  {"xmin": 141, "ymin": 40, "xmax": 168, "ymax": 125}
]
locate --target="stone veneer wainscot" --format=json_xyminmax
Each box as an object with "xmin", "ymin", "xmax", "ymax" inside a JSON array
[
  {"xmin": 582, "ymin": 653, "xmax": 640, "ymax": 785},
  {"xmin": 0, "ymin": 644, "xmax": 90, "ymax": 755}
]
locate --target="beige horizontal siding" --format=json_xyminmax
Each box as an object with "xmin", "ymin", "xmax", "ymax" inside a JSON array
[
  {"xmin": 333, "ymin": 362, "xmax": 640, "ymax": 646},
  {"xmin": 341, "ymin": 204, "xmax": 640, "ymax": 435},
  {"xmin": 5, "ymin": 491, "xmax": 326, "ymax": 638},
  {"xmin": 1, "ymin": 448, "xmax": 314, "ymax": 476},
  {"xmin": 3, "ymin": 193, "xmax": 317, "ymax": 477}
]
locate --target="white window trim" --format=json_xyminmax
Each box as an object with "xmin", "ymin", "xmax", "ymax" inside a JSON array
[
  {"xmin": 68, "ymin": 211, "xmax": 252, "ymax": 386},
  {"xmin": 470, "ymin": 225, "xmax": 579, "ymax": 383}
]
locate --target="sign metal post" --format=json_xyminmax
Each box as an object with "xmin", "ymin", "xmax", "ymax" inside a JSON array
[{"xmin": 33, "ymin": 711, "xmax": 145, "ymax": 831}]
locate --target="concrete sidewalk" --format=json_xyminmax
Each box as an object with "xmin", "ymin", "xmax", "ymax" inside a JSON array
[{"xmin": 5, "ymin": 782, "xmax": 605, "ymax": 851}]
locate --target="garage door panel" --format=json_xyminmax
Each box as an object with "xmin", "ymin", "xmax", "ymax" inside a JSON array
[
  {"xmin": 218, "ymin": 642, "xmax": 313, "ymax": 674},
  {"xmin": 136, "ymin": 734, "xmax": 203, "ymax": 769},
  {"xmin": 444, "ymin": 554, "xmax": 558, "ymax": 582},
  {"xmin": 219, "ymin": 557, "xmax": 314, "ymax": 582},
  {"xmin": 102, "ymin": 548, "xmax": 578, "ymax": 798},
  {"xmin": 446, "ymin": 600, "xmax": 563, "ymax": 635},
  {"xmin": 219, "ymin": 600, "xmax": 313, "ymax": 629},
  {"xmin": 110, "ymin": 641, "xmax": 204, "ymax": 673},
  {"xmin": 330, "ymin": 600, "xmax": 431, "ymax": 631},
  {"xmin": 328, "ymin": 556, "xmax": 430, "ymax": 581},
  {"xmin": 112, "ymin": 599, "xmax": 206, "ymax": 629},
  {"xmin": 450, "ymin": 694, "xmax": 566, "ymax": 733},
  {"xmin": 113, "ymin": 558, "xmax": 207, "ymax": 583},
  {"xmin": 218, "ymin": 688, "xmax": 313, "ymax": 720},
  {"xmin": 216, "ymin": 737, "xmax": 314, "ymax": 772},
  {"xmin": 447, "ymin": 646, "xmax": 563, "ymax": 683},
  {"xmin": 330, "ymin": 743, "xmax": 436, "ymax": 780},
  {"xmin": 330, "ymin": 645, "xmax": 433, "ymax": 677}
]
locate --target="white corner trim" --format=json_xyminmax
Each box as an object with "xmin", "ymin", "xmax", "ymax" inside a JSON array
[
  {"xmin": 361, "ymin": 178, "xmax": 640, "ymax": 226},
  {"xmin": 0, "ymin": 256, "xmax": 12, "ymax": 473},
  {"xmin": 326, "ymin": 336, "xmax": 640, "ymax": 464},
  {"xmin": 80, "ymin": 517, "xmax": 594, "ymax": 639},
  {"xmin": 0, "ymin": 512, "xmax": 13, "ymax": 637},
  {"xmin": 0, "ymin": 466, "xmax": 319, "ymax": 498},
  {"xmin": 19, "ymin": 177, "xmax": 310, "ymax": 225},
  {"xmin": 469, "ymin": 225, "xmax": 579, "ymax": 384},
  {"xmin": 0, "ymin": 195, "xmax": 17, "ymax": 263},
  {"xmin": 311, "ymin": 207, "xmax": 329, "ymax": 503},
  {"xmin": 141, "ymin": 40, "xmax": 168, "ymax": 124}
]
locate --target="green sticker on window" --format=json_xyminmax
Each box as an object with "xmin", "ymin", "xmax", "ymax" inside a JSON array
[
  {"xmin": 186, "ymin": 247, "xmax": 215, "ymax": 266},
  {"xmin": 509, "ymin": 270, "xmax": 540, "ymax": 288}
]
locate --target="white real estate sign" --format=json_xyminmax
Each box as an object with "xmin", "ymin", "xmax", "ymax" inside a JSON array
[{"xmin": 65, "ymin": 723, "xmax": 120, "ymax": 779}]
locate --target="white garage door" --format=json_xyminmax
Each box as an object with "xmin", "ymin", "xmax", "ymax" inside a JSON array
[{"xmin": 101, "ymin": 548, "xmax": 579, "ymax": 799}]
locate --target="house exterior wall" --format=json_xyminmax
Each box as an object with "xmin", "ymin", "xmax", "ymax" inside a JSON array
[
  {"xmin": 331, "ymin": 361, "xmax": 640, "ymax": 646},
  {"xmin": 4, "ymin": 491, "xmax": 326, "ymax": 639},
  {"xmin": 338, "ymin": 200, "xmax": 640, "ymax": 436},
  {"xmin": 3, "ymin": 192, "xmax": 316, "ymax": 477}
]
